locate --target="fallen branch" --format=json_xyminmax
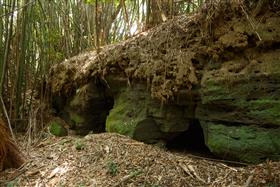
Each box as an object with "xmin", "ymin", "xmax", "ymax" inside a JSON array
[
  {"xmin": 179, "ymin": 162, "xmax": 195, "ymax": 179},
  {"xmin": 244, "ymin": 175, "xmax": 254, "ymax": 187},
  {"xmin": 240, "ymin": 3, "xmax": 262, "ymax": 41},
  {"xmin": 113, "ymin": 170, "xmax": 142, "ymax": 187},
  {"xmin": 182, "ymin": 154, "xmax": 248, "ymax": 166},
  {"xmin": 179, "ymin": 162, "xmax": 207, "ymax": 184},
  {"xmin": 244, "ymin": 169, "xmax": 255, "ymax": 187}
]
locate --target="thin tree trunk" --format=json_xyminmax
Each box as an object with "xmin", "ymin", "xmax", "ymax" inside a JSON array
[{"xmin": 0, "ymin": 0, "xmax": 16, "ymax": 96}]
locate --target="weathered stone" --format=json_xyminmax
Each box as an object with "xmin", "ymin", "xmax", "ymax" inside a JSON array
[
  {"xmin": 201, "ymin": 121, "xmax": 280, "ymax": 163},
  {"xmin": 133, "ymin": 118, "xmax": 164, "ymax": 144},
  {"xmin": 106, "ymin": 82, "xmax": 192, "ymax": 143},
  {"xmin": 197, "ymin": 50, "xmax": 280, "ymax": 127},
  {"xmin": 47, "ymin": 8, "xmax": 280, "ymax": 163},
  {"xmin": 106, "ymin": 84, "xmax": 148, "ymax": 137},
  {"xmin": 197, "ymin": 50, "xmax": 280, "ymax": 162},
  {"xmin": 54, "ymin": 81, "xmax": 114, "ymax": 135},
  {"xmin": 48, "ymin": 118, "xmax": 68, "ymax": 137}
]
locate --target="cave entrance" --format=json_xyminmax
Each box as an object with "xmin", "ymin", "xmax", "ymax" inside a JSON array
[
  {"xmin": 52, "ymin": 78, "xmax": 115, "ymax": 135},
  {"xmin": 166, "ymin": 119, "xmax": 215, "ymax": 157},
  {"xmin": 84, "ymin": 78, "xmax": 115, "ymax": 133}
]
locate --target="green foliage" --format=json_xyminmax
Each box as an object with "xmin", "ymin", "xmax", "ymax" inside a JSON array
[
  {"xmin": 6, "ymin": 180, "xmax": 19, "ymax": 187},
  {"xmin": 59, "ymin": 139, "xmax": 71, "ymax": 145},
  {"xmin": 77, "ymin": 185, "xmax": 85, "ymax": 187},
  {"xmin": 107, "ymin": 161, "xmax": 118, "ymax": 176},
  {"xmin": 267, "ymin": 183, "xmax": 278, "ymax": 187},
  {"xmin": 129, "ymin": 169, "xmax": 143, "ymax": 178},
  {"xmin": 84, "ymin": 0, "xmax": 94, "ymax": 4},
  {"xmin": 75, "ymin": 139, "xmax": 86, "ymax": 151}
]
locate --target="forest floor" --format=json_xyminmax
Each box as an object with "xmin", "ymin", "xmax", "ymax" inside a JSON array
[{"xmin": 0, "ymin": 133, "xmax": 279, "ymax": 187}]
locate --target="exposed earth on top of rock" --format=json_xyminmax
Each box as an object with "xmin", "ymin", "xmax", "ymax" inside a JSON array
[{"xmin": 47, "ymin": 1, "xmax": 280, "ymax": 164}]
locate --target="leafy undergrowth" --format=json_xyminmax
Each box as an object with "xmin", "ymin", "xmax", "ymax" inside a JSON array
[{"xmin": 0, "ymin": 133, "xmax": 279, "ymax": 187}]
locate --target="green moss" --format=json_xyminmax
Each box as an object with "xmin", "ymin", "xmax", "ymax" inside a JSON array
[
  {"xmin": 234, "ymin": 99, "xmax": 280, "ymax": 125},
  {"xmin": 202, "ymin": 77, "xmax": 255, "ymax": 103},
  {"xmin": 199, "ymin": 72, "xmax": 280, "ymax": 126},
  {"xmin": 248, "ymin": 99, "xmax": 280, "ymax": 120},
  {"xmin": 70, "ymin": 112, "xmax": 85, "ymax": 124},
  {"xmin": 49, "ymin": 121, "xmax": 68, "ymax": 137},
  {"xmin": 107, "ymin": 161, "xmax": 118, "ymax": 176},
  {"xmin": 107, "ymin": 119, "xmax": 138, "ymax": 137},
  {"xmin": 106, "ymin": 87, "xmax": 146, "ymax": 137},
  {"xmin": 201, "ymin": 121, "xmax": 280, "ymax": 163},
  {"xmin": 106, "ymin": 84, "xmax": 190, "ymax": 140}
]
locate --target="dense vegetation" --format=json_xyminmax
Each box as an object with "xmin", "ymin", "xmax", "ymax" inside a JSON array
[{"xmin": 0, "ymin": 0, "xmax": 205, "ymax": 129}]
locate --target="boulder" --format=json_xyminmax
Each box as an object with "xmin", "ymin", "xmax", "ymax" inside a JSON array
[
  {"xmin": 52, "ymin": 80, "xmax": 114, "ymax": 135},
  {"xmin": 197, "ymin": 50, "xmax": 280, "ymax": 162},
  {"xmin": 106, "ymin": 82, "xmax": 192, "ymax": 143},
  {"xmin": 47, "ymin": 7, "xmax": 280, "ymax": 163},
  {"xmin": 201, "ymin": 121, "xmax": 280, "ymax": 163},
  {"xmin": 48, "ymin": 118, "xmax": 68, "ymax": 137}
]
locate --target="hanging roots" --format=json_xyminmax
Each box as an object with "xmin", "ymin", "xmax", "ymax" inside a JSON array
[{"xmin": 0, "ymin": 118, "xmax": 25, "ymax": 171}]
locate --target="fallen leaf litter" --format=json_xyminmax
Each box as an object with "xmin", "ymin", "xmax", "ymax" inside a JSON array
[{"xmin": 1, "ymin": 133, "xmax": 279, "ymax": 186}]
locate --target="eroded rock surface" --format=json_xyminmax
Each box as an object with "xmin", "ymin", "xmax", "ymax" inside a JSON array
[
  {"xmin": 48, "ymin": 2, "xmax": 280, "ymax": 163},
  {"xmin": 196, "ymin": 49, "xmax": 280, "ymax": 163},
  {"xmin": 106, "ymin": 82, "xmax": 193, "ymax": 143},
  {"xmin": 52, "ymin": 80, "xmax": 113, "ymax": 135}
]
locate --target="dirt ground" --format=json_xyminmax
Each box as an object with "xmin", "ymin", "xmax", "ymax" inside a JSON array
[{"xmin": 0, "ymin": 133, "xmax": 279, "ymax": 187}]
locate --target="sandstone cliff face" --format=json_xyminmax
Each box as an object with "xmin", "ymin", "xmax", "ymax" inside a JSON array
[
  {"xmin": 105, "ymin": 81, "xmax": 193, "ymax": 144},
  {"xmin": 48, "ymin": 3, "xmax": 280, "ymax": 163},
  {"xmin": 197, "ymin": 50, "xmax": 280, "ymax": 163}
]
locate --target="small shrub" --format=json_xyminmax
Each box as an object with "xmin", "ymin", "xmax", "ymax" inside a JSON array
[
  {"xmin": 107, "ymin": 161, "xmax": 118, "ymax": 176},
  {"xmin": 75, "ymin": 140, "xmax": 86, "ymax": 151}
]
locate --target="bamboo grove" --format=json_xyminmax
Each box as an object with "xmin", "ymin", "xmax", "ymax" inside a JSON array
[{"xmin": 0, "ymin": 0, "xmax": 205, "ymax": 130}]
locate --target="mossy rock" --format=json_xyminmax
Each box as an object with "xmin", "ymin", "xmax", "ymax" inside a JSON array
[
  {"xmin": 106, "ymin": 83, "xmax": 191, "ymax": 143},
  {"xmin": 69, "ymin": 112, "xmax": 85, "ymax": 125},
  {"xmin": 59, "ymin": 81, "xmax": 114, "ymax": 135},
  {"xmin": 201, "ymin": 121, "xmax": 280, "ymax": 163},
  {"xmin": 48, "ymin": 119, "xmax": 68, "ymax": 137},
  {"xmin": 197, "ymin": 50, "xmax": 280, "ymax": 127},
  {"xmin": 106, "ymin": 86, "xmax": 148, "ymax": 137},
  {"xmin": 133, "ymin": 118, "xmax": 164, "ymax": 144}
]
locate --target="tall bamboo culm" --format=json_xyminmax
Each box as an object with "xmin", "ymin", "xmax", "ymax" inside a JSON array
[{"xmin": 0, "ymin": 0, "xmax": 204, "ymax": 132}]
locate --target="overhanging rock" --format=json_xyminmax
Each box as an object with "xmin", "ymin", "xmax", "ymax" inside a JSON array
[{"xmin": 48, "ymin": 2, "xmax": 280, "ymax": 163}]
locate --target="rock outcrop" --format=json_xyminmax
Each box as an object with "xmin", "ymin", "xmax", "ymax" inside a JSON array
[
  {"xmin": 106, "ymin": 81, "xmax": 194, "ymax": 143},
  {"xmin": 48, "ymin": 2, "xmax": 280, "ymax": 163}
]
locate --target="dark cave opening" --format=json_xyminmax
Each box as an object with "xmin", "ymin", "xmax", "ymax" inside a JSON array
[
  {"xmin": 166, "ymin": 119, "xmax": 215, "ymax": 158},
  {"xmin": 51, "ymin": 78, "xmax": 115, "ymax": 135},
  {"xmin": 80, "ymin": 78, "xmax": 115, "ymax": 133},
  {"xmin": 85, "ymin": 93, "xmax": 114, "ymax": 133}
]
